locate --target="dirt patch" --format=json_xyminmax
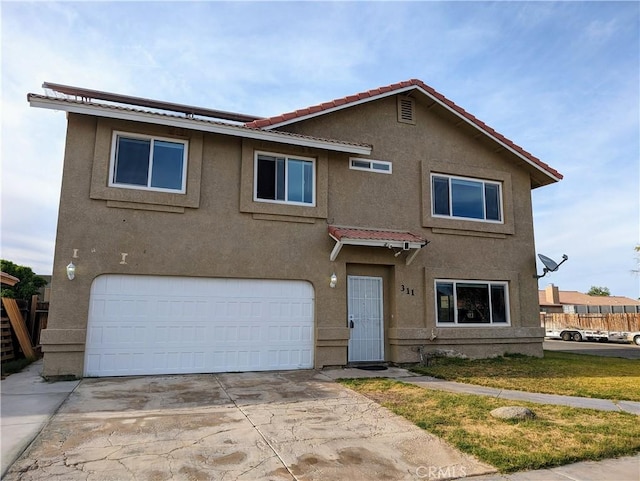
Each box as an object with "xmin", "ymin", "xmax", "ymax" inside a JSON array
[
  {"xmin": 89, "ymin": 391, "xmax": 151, "ymax": 410},
  {"xmin": 145, "ymin": 470, "xmax": 172, "ymax": 481},
  {"xmin": 289, "ymin": 447, "xmax": 402, "ymax": 479},
  {"xmin": 211, "ymin": 451, "xmax": 247, "ymax": 466},
  {"xmin": 178, "ymin": 465, "xmax": 210, "ymax": 481}
]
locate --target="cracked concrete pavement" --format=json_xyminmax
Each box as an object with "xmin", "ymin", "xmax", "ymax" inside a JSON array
[{"xmin": 3, "ymin": 369, "xmax": 494, "ymax": 480}]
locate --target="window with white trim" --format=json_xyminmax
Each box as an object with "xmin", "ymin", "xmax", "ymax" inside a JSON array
[
  {"xmin": 349, "ymin": 158, "xmax": 392, "ymax": 174},
  {"xmin": 110, "ymin": 132, "xmax": 188, "ymax": 193},
  {"xmin": 435, "ymin": 280, "xmax": 509, "ymax": 325},
  {"xmin": 432, "ymin": 174, "xmax": 502, "ymax": 222},
  {"xmin": 255, "ymin": 152, "xmax": 315, "ymax": 205}
]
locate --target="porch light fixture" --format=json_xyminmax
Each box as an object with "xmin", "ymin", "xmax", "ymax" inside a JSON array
[
  {"xmin": 66, "ymin": 262, "xmax": 76, "ymax": 280},
  {"xmin": 330, "ymin": 272, "xmax": 337, "ymax": 288}
]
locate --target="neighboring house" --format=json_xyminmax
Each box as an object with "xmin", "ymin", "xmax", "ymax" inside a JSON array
[
  {"xmin": 539, "ymin": 284, "xmax": 640, "ymax": 314},
  {"xmin": 29, "ymin": 79, "xmax": 563, "ymax": 378}
]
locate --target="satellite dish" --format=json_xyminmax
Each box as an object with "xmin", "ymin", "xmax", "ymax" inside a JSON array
[
  {"xmin": 534, "ymin": 254, "xmax": 568, "ymax": 279},
  {"xmin": 538, "ymin": 254, "xmax": 559, "ymax": 272}
]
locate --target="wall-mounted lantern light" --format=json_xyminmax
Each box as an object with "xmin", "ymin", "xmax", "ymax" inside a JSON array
[
  {"xmin": 330, "ymin": 272, "xmax": 337, "ymax": 288},
  {"xmin": 66, "ymin": 262, "xmax": 76, "ymax": 280}
]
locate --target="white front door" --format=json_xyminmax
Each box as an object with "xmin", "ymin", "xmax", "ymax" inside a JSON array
[{"xmin": 348, "ymin": 275, "xmax": 384, "ymax": 362}]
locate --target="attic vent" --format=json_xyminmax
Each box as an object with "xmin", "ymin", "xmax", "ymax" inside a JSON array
[{"xmin": 397, "ymin": 96, "xmax": 415, "ymax": 125}]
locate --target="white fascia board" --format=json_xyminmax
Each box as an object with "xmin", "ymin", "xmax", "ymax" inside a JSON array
[
  {"xmin": 262, "ymin": 86, "xmax": 417, "ymax": 130},
  {"xmin": 29, "ymin": 96, "xmax": 372, "ymax": 156},
  {"xmin": 412, "ymin": 87, "xmax": 562, "ymax": 183}
]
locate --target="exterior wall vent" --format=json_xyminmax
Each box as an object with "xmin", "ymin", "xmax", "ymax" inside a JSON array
[{"xmin": 397, "ymin": 96, "xmax": 415, "ymax": 125}]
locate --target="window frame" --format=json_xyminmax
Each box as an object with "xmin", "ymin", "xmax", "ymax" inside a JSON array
[
  {"xmin": 253, "ymin": 151, "xmax": 316, "ymax": 206},
  {"xmin": 434, "ymin": 279, "xmax": 510, "ymax": 326},
  {"xmin": 109, "ymin": 131, "xmax": 188, "ymax": 194},
  {"xmin": 430, "ymin": 173, "xmax": 503, "ymax": 224},
  {"xmin": 349, "ymin": 157, "xmax": 393, "ymax": 174}
]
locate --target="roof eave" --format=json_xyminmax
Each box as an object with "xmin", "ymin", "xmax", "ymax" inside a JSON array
[
  {"xmin": 261, "ymin": 84, "xmax": 562, "ymax": 185},
  {"xmin": 415, "ymin": 85, "xmax": 563, "ymax": 184},
  {"xmin": 42, "ymin": 81, "xmax": 262, "ymax": 123},
  {"xmin": 260, "ymin": 85, "xmax": 418, "ymax": 130},
  {"xmin": 28, "ymin": 95, "xmax": 372, "ymax": 156}
]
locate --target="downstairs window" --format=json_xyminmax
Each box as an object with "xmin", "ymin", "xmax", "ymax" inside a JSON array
[{"xmin": 435, "ymin": 280, "xmax": 509, "ymax": 325}]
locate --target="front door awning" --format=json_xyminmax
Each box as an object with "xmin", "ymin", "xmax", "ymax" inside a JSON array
[{"xmin": 328, "ymin": 226, "xmax": 429, "ymax": 265}]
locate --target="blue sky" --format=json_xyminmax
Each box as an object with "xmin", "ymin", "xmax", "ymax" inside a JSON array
[{"xmin": 1, "ymin": 1, "xmax": 639, "ymax": 298}]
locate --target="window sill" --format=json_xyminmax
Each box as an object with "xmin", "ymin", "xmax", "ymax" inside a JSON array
[
  {"xmin": 91, "ymin": 186, "xmax": 198, "ymax": 209},
  {"xmin": 426, "ymin": 217, "xmax": 514, "ymax": 236},
  {"xmin": 252, "ymin": 213, "xmax": 316, "ymax": 224},
  {"xmin": 106, "ymin": 200, "xmax": 185, "ymax": 213},
  {"xmin": 430, "ymin": 227, "xmax": 507, "ymax": 239},
  {"xmin": 436, "ymin": 323, "xmax": 511, "ymax": 328}
]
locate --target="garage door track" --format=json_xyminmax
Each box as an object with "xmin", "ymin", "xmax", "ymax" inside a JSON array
[{"xmin": 4, "ymin": 370, "xmax": 494, "ymax": 480}]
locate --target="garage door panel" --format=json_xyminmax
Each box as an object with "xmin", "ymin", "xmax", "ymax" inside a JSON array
[{"xmin": 85, "ymin": 276, "xmax": 314, "ymax": 376}]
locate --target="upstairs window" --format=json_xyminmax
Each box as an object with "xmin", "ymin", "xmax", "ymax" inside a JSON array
[
  {"xmin": 435, "ymin": 280, "xmax": 509, "ymax": 325},
  {"xmin": 255, "ymin": 152, "xmax": 315, "ymax": 206},
  {"xmin": 349, "ymin": 158, "xmax": 392, "ymax": 174},
  {"xmin": 110, "ymin": 132, "xmax": 187, "ymax": 193},
  {"xmin": 432, "ymin": 174, "xmax": 502, "ymax": 222}
]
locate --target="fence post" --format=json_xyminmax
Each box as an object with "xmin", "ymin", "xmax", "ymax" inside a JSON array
[{"xmin": 29, "ymin": 294, "xmax": 38, "ymax": 341}]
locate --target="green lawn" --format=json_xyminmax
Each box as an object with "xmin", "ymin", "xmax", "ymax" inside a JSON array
[
  {"xmin": 410, "ymin": 351, "xmax": 640, "ymax": 401},
  {"xmin": 338, "ymin": 352, "xmax": 640, "ymax": 472},
  {"xmin": 340, "ymin": 378, "xmax": 640, "ymax": 473}
]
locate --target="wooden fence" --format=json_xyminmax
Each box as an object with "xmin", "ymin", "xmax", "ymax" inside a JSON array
[
  {"xmin": 541, "ymin": 313, "xmax": 640, "ymax": 332},
  {"xmin": 1, "ymin": 295, "xmax": 49, "ymax": 363},
  {"xmin": 1, "ymin": 315, "xmax": 14, "ymax": 362}
]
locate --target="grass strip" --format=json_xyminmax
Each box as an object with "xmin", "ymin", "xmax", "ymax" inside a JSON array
[
  {"xmin": 410, "ymin": 351, "xmax": 640, "ymax": 401},
  {"xmin": 340, "ymin": 378, "xmax": 640, "ymax": 473}
]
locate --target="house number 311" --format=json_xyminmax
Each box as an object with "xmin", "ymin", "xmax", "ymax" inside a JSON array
[{"xmin": 401, "ymin": 285, "xmax": 415, "ymax": 296}]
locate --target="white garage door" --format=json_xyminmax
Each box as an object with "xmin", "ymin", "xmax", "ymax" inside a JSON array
[{"xmin": 84, "ymin": 275, "xmax": 314, "ymax": 377}]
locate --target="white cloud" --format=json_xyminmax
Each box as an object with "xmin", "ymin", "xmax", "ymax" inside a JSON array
[{"xmin": 584, "ymin": 18, "xmax": 618, "ymax": 43}]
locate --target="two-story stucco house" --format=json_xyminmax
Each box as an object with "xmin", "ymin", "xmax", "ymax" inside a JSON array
[{"xmin": 29, "ymin": 79, "xmax": 562, "ymax": 378}]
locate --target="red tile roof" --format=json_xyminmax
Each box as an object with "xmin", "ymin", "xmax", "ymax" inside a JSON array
[
  {"xmin": 328, "ymin": 226, "xmax": 426, "ymax": 244},
  {"xmin": 539, "ymin": 290, "xmax": 640, "ymax": 307},
  {"xmin": 246, "ymin": 79, "xmax": 562, "ymax": 181}
]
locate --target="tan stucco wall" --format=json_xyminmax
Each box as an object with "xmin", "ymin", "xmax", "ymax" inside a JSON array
[
  {"xmin": 42, "ymin": 94, "xmax": 545, "ymax": 378},
  {"xmin": 279, "ymin": 95, "xmax": 542, "ymax": 338}
]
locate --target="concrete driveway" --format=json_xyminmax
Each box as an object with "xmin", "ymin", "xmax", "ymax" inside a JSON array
[{"xmin": 3, "ymin": 370, "xmax": 494, "ymax": 480}]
